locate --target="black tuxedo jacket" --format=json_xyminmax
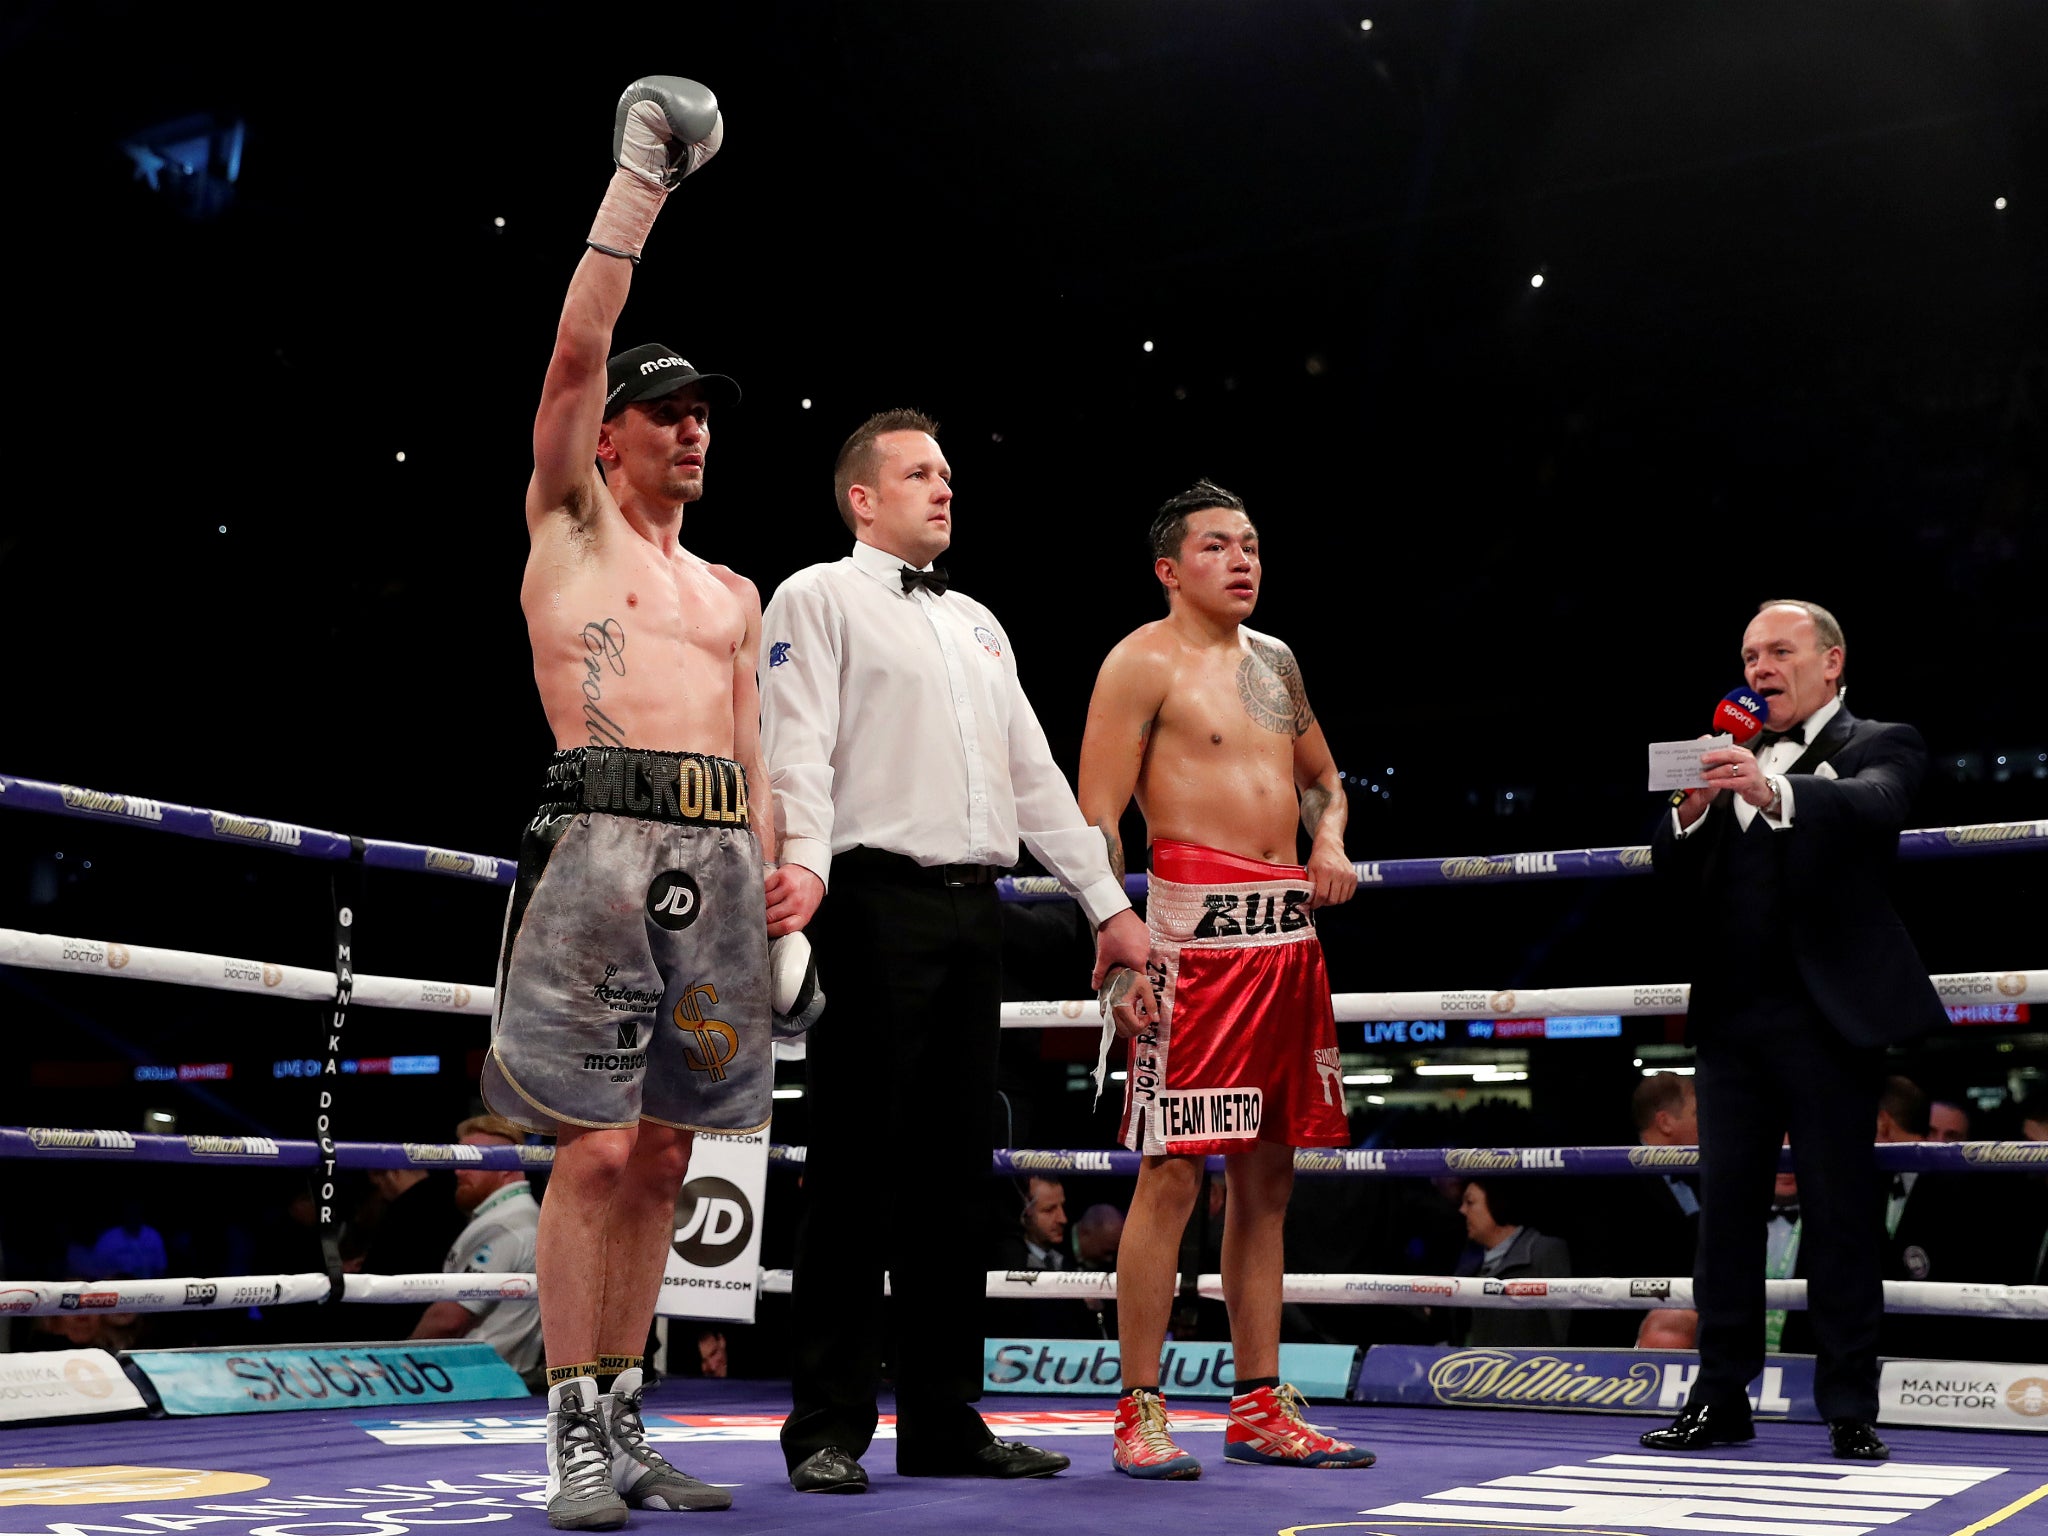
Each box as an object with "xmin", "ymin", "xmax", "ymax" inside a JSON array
[{"xmin": 1651, "ymin": 707, "xmax": 1950, "ymax": 1049}]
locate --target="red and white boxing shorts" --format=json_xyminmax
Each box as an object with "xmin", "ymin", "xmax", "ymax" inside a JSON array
[{"xmin": 1118, "ymin": 840, "xmax": 1349, "ymax": 1157}]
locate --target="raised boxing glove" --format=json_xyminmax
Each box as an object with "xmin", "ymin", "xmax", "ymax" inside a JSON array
[
  {"xmin": 588, "ymin": 75, "xmax": 723, "ymax": 263},
  {"xmin": 614, "ymin": 76, "xmax": 723, "ymax": 188}
]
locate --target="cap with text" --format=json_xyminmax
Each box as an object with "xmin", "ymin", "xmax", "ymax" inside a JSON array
[{"xmin": 603, "ymin": 343, "xmax": 740, "ymax": 420}]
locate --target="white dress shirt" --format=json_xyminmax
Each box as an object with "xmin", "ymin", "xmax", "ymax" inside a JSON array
[
  {"xmin": 1674, "ymin": 693, "xmax": 1843, "ymax": 839},
  {"xmin": 759, "ymin": 540, "xmax": 1130, "ymax": 928}
]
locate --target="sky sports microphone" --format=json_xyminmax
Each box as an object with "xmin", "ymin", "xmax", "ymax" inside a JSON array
[
  {"xmin": 1714, "ymin": 686, "xmax": 1769, "ymax": 747},
  {"xmin": 1669, "ymin": 687, "xmax": 1770, "ymax": 806}
]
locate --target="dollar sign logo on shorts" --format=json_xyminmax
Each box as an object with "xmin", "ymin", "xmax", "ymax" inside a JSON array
[{"xmin": 675, "ymin": 983, "xmax": 737, "ymax": 1080}]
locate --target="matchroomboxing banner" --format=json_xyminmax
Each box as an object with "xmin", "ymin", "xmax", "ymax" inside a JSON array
[{"xmin": 656, "ymin": 1125, "xmax": 769, "ymax": 1323}]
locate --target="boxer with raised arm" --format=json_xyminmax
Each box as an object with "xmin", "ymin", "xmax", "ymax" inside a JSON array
[
  {"xmin": 1078, "ymin": 480, "xmax": 1372, "ymax": 1480},
  {"xmin": 480, "ymin": 75, "xmax": 814, "ymax": 1528}
]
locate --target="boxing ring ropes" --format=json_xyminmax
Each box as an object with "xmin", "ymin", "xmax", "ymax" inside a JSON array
[{"xmin": 2, "ymin": 768, "xmax": 2046, "ymax": 1331}]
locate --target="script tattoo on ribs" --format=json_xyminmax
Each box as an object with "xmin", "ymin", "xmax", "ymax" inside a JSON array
[
  {"xmin": 1238, "ymin": 638, "xmax": 1313, "ymax": 737},
  {"xmin": 581, "ymin": 618, "xmax": 628, "ymax": 747}
]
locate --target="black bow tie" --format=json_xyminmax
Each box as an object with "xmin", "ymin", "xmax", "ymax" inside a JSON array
[
  {"xmin": 1757, "ymin": 724, "xmax": 1807, "ymax": 750},
  {"xmin": 1771, "ymin": 1203, "xmax": 1801, "ymax": 1223},
  {"xmin": 900, "ymin": 564, "xmax": 950, "ymax": 596}
]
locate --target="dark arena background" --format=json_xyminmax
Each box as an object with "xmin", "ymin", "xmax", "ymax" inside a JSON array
[{"xmin": 1, "ymin": 4, "xmax": 2045, "ymax": 1534}]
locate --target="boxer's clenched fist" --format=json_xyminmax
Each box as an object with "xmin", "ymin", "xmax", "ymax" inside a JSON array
[{"xmin": 613, "ymin": 76, "xmax": 723, "ymax": 189}]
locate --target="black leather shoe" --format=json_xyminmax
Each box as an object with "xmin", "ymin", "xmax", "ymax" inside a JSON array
[
  {"xmin": 897, "ymin": 1440, "xmax": 1071, "ymax": 1478},
  {"xmin": 790, "ymin": 1447, "xmax": 868, "ymax": 1493},
  {"xmin": 1828, "ymin": 1420, "xmax": 1889, "ymax": 1461},
  {"xmin": 1639, "ymin": 1401, "xmax": 1756, "ymax": 1450}
]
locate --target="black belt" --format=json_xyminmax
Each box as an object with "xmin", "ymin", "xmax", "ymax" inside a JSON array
[{"xmin": 834, "ymin": 847, "xmax": 1006, "ymax": 887}]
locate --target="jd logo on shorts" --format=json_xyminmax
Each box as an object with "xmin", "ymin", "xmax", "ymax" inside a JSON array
[
  {"xmin": 647, "ymin": 869, "xmax": 702, "ymax": 930},
  {"xmin": 673, "ymin": 1176, "xmax": 755, "ymax": 1268},
  {"xmin": 675, "ymin": 983, "xmax": 738, "ymax": 1081}
]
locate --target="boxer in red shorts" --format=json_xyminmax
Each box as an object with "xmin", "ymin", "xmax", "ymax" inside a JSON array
[{"xmin": 1079, "ymin": 480, "xmax": 1373, "ymax": 1480}]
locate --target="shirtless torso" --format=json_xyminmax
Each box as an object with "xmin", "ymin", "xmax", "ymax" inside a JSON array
[
  {"xmin": 1105, "ymin": 621, "xmax": 1314, "ymax": 864},
  {"xmin": 522, "ymin": 475, "xmax": 754, "ymax": 761}
]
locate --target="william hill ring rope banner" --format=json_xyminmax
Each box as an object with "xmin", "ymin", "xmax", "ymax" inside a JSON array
[
  {"xmin": 0, "ymin": 928, "xmax": 2040, "ymax": 1027},
  {"xmin": 3, "ymin": 774, "xmax": 2044, "ymax": 893},
  {"xmin": 9, "ymin": 1128, "xmax": 2048, "ymax": 1181},
  {"xmin": 10, "ymin": 1128, "xmax": 2048, "ymax": 1178}
]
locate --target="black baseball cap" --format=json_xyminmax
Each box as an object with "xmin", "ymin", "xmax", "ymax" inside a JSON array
[{"xmin": 602, "ymin": 343, "xmax": 741, "ymax": 420}]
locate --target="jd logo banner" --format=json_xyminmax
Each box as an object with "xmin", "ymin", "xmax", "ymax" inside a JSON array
[{"xmin": 673, "ymin": 1177, "xmax": 753, "ymax": 1268}]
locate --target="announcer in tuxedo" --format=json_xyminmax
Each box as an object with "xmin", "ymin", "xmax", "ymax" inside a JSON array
[{"xmin": 1645, "ymin": 599, "xmax": 1947, "ymax": 1462}]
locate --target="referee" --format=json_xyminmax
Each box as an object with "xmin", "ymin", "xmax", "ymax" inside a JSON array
[{"xmin": 759, "ymin": 408, "xmax": 1150, "ymax": 1493}]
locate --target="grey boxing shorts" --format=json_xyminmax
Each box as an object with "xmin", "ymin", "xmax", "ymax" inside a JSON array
[{"xmin": 481, "ymin": 747, "xmax": 771, "ymax": 1136}]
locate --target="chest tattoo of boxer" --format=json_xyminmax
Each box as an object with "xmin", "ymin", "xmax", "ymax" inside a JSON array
[
  {"xmin": 581, "ymin": 617, "xmax": 628, "ymax": 747},
  {"xmin": 1237, "ymin": 638, "xmax": 1313, "ymax": 737}
]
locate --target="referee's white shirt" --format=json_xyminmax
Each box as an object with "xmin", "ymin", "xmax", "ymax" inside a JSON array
[{"xmin": 759, "ymin": 539, "xmax": 1130, "ymax": 929}]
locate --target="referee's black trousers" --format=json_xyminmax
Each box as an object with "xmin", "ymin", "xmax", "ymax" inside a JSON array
[{"xmin": 780, "ymin": 853, "xmax": 1005, "ymax": 1468}]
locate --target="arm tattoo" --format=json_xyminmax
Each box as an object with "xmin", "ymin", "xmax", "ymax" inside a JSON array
[
  {"xmin": 1237, "ymin": 638, "xmax": 1314, "ymax": 737},
  {"xmin": 580, "ymin": 618, "xmax": 627, "ymax": 748},
  {"xmin": 1299, "ymin": 784, "xmax": 1333, "ymax": 837},
  {"xmin": 1097, "ymin": 823, "xmax": 1125, "ymax": 881}
]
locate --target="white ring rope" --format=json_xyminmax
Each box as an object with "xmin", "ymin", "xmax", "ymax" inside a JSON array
[
  {"xmin": 9, "ymin": 1270, "xmax": 2044, "ymax": 1318},
  {"xmin": 4, "ymin": 926, "xmax": 2039, "ymax": 1027},
  {"xmin": 1011, "ymin": 970, "xmax": 2048, "ymax": 1024},
  {"xmin": 0, "ymin": 928, "xmax": 489, "ymax": 1014}
]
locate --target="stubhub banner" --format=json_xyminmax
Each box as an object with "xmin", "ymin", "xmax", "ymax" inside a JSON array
[
  {"xmin": 984, "ymin": 1339, "xmax": 1357, "ymax": 1400},
  {"xmin": 128, "ymin": 1342, "xmax": 526, "ymax": 1416},
  {"xmin": 1355, "ymin": 1345, "xmax": 1816, "ymax": 1421}
]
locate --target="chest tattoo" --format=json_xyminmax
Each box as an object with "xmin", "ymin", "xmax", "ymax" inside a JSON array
[{"xmin": 1237, "ymin": 638, "xmax": 1313, "ymax": 737}]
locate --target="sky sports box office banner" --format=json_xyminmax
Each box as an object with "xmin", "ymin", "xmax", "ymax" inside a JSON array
[
  {"xmin": 1359, "ymin": 1346, "xmax": 2048, "ymax": 1433},
  {"xmin": 657, "ymin": 1126, "xmax": 770, "ymax": 1323}
]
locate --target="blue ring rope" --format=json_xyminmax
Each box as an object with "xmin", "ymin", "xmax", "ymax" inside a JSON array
[
  {"xmin": 7, "ymin": 772, "xmax": 2042, "ymax": 898},
  {"xmin": 4, "ymin": 1128, "xmax": 2043, "ymax": 1178}
]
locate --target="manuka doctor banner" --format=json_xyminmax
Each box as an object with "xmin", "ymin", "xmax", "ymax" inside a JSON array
[
  {"xmin": 127, "ymin": 1342, "xmax": 525, "ymax": 1416},
  {"xmin": 1879, "ymin": 1359, "xmax": 2048, "ymax": 1432},
  {"xmin": 1354, "ymin": 1345, "xmax": 1817, "ymax": 1420},
  {"xmin": 983, "ymin": 1339, "xmax": 1357, "ymax": 1399}
]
